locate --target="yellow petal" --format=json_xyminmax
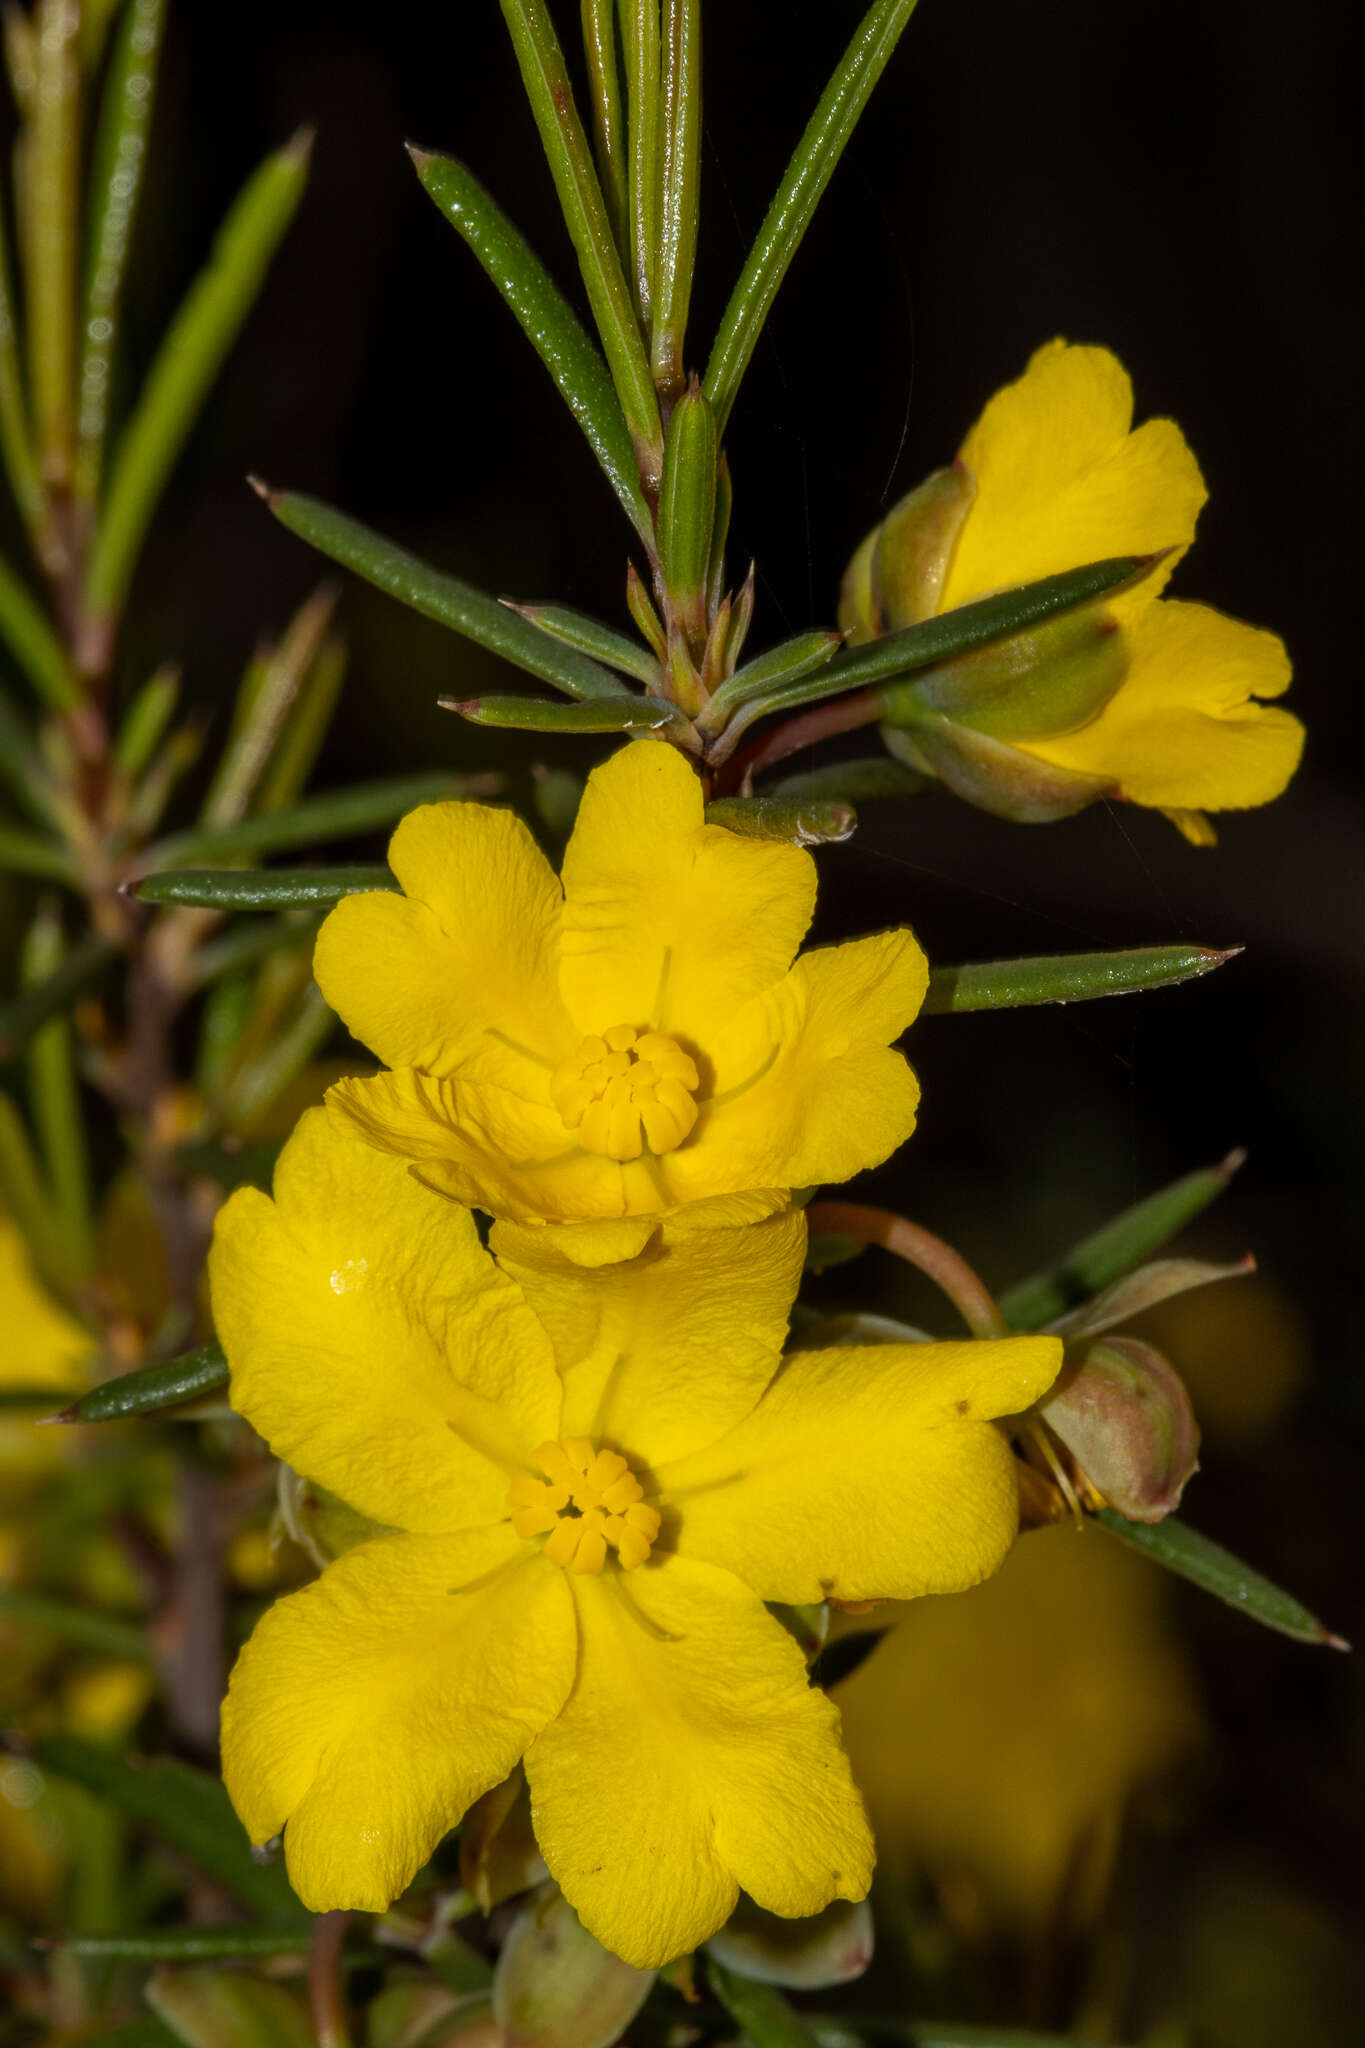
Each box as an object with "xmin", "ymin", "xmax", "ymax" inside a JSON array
[
  {"xmin": 313, "ymin": 801, "xmax": 573, "ymax": 1087},
  {"xmin": 209, "ymin": 1110, "xmax": 561, "ymax": 1533},
  {"xmin": 0, "ymin": 1210, "xmax": 91, "ymax": 1392},
  {"xmin": 327, "ymin": 1070, "xmax": 646, "ymax": 1223},
  {"xmin": 524, "ymin": 1557, "xmax": 872, "ymax": 1968},
  {"xmin": 222, "ymin": 1527, "xmax": 576, "ymax": 1912},
  {"xmin": 1020, "ymin": 599, "xmax": 1302, "ymax": 811},
  {"xmin": 491, "ymin": 1207, "xmax": 806, "ymax": 1465},
  {"xmin": 659, "ymin": 1335, "xmax": 1061, "ymax": 1603},
  {"xmin": 940, "ymin": 340, "xmax": 1205, "ymax": 618},
  {"xmin": 670, "ymin": 931, "xmax": 928, "ymax": 1199},
  {"xmin": 560, "ymin": 744, "xmax": 816, "ymax": 1039}
]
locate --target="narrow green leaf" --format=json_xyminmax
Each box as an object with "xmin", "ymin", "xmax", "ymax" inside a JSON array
[
  {"xmin": 79, "ymin": 0, "xmax": 125, "ymax": 73},
  {"xmin": 262, "ymin": 488, "xmax": 630, "ymax": 701},
  {"xmin": 444, "ymin": 693, "xmax": 683, "ymax": 735},
  {"xmin": 30, "ymin": 1736, "xmax": 307, "ymax": 1919},
  {"xmin": 704, "ymin": 0, "xmax": 920, "ymax": 431},
  {"xmin": 27, "ymin": 0, "xmax": 82, "ymax": 485},
  {"xmin": 922, "ymin": 944, "xmax": 1239, "ymax": 1018},
  {"xmin": 0, "ymin": 686, "xmax": 62, "ymax": 828},
  {"xmin": 809, "ymin": 2023, "xmax": 1118, "ymax": 2048},
  {"xmin": 188, "ymin": 912, "xmax": 323, "ymax": 989},
  {"xmin": 0, "ymin": 173, "xmax": 43, "ymax": 536},
  {"xmin": 1093, "ymin": 1509, "xmax": 1346, "ymax": 1649},
  {"xmin": 707, "ymin": 558, "xmax": 1150, "ymax": 758},
  {"xmin": 704, "ymin": 795, "xmax": 855, "ymax": 845},
  {"xmin": 114, "ymin": 663, "xmax": 181, "ymax": 779},
  {"xmin": 412, "ymin": 150, "xmax": 651, "ymax": 542},
  {"xmin": 0, "ymin": 818, "xmax": 78, "ymax": 882},
  {"xmin": 999, "ymin": 1152, "xmax": 1245, "ymax": 1331},
  {"xmin": 24, "ymin": 905, "xmax": 92, "ymax": 1274},
  {"xmin": 253, "ymin": 635, "xmax": 346, "ymax": 818},
  {"xmin": 141, "ymin": 771, "xmax": 474, "ymax": 872},
  {"xmin": 0, "ymin": 931, "xmax": 118, "ymax": 1058},
  {"xmin": 710, "ymin": 1962, "xmax": 819, "ymax": 2048},
  {"xmin": 0, "ymin": 1382, "xmax": 82, "ymax": 1409},
  {"xmin": 580, "ymin": 0, "xmax": 629, "ymax": 257},
  {"xmin": 499, "ymin": 0, "xmax": 662, "ymax": 474},
  {"xmin": 699, "ymin": 628, "xmax": 843, "ymax": 728},
  {"xmin": 619, "ymin": 0, "xmax": 662, "ymax": 331},
  {"xmin": 217, "ymin": 978, "xmax": 334, "ymax": 1132},
  {"xmin": 0, "ymin": 1086, "xmax": 63, "ymax": 1269},
  {"xmin": 52, "ymin": 1929, "xmax": 314, "ymax": 1962},
  {"xmin": 52, "ymin": 1341, "xmax": 228, "ymax": 1424},
  {"xmin": 770, "ymin": 756, "xmax": 931, "ymax": 804},
  {"xmin": 0, "ymin": 549, "xmax": 80, "ymax": 707},
  {"xmin": 198, "ymin": 585, "xmax": 339, "ymax": 830},
  {"xmin": 76, "ymin": 0, "xmax": 168, "ymax": 503},
  {"xmin": 510, "ymin": 600, "xmax": 659, "ymax": 685},
  {"xmin": 135, "ymin": 866, "xmax": 395, "ymax": 911},
  {"xmin": 0, "ymin": 1587, "xmax": 149, "ymax": 1662},
  {"xmin": 84, "ymin": 131, "xmax": 311, "ymax": 626},
  {"xmin": 653, "ymin": 0, "xmax": 701, "ymax": 393},
  {"xmin": 657, "ymin": 378, "xmax": 717, "ymax": 624}
]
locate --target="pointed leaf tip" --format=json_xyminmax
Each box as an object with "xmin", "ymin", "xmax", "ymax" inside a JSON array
[
  {"xmin": 405, "ymin": 141, "xmax": 435, "ymax": 172},
  {"xmin": 246, "ymin": 474, "xmax": 278, "ymax": 505},
  {"xmin": 284, "ymin": 124, "xmax": 316, "ymax": 165},
  {"xmin": 1219, "ymin": 1145, "xmax": 1248, "ymax": 1180}
]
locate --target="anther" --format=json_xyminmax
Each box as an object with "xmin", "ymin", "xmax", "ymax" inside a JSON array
[
  {"xmin": 507, "ymin": 1438, "xmax": 661, "ymax": 1574},
  {"xmin": 549, "ymin": 1025, "xmax": 700, "ymax": 1163}
]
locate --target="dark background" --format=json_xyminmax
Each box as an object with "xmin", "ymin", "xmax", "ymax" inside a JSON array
[{"xmin": 77, "ymin": 0, "xmax": 1365, "ymax": 2036}]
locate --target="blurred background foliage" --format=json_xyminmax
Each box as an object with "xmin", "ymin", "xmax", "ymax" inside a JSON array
[{"xmin": 1, "ymin": 1, "xmax": 1362, "ymax": 2043}]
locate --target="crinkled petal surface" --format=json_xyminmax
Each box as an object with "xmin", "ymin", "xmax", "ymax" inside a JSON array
[
  {"xmin": 559, "ymin": 745, "xmax": 816, "ymax": 1037},
  {"xmin": 941, "ymin": 339, "xmax": 1206, "ymax": 618},
  {"xmin": 659, "ymin": 1336, "xmax": 1061, "ymax": 1603},
  {"xmin": 209, "ymin": 1110, "xmax": 561, "ymax": 1533},
  {"xmin": 525, "ymin": 1556, "xmax": 872, "ymax": 1969},
  {"xmin": 1023, "ymin": 599, "xmax": 1303, "ymax": 810},
  {"xmin": 670, "ymin": 932, "xmax": 927, "ymax": 1199},
  {"xmin": 490, "ymin": 1208, "xmax": 807, "ymax": 1464},
  {"xmin": 313, "ymin": 802, "xmax": 574, "ymax": 1088},
  {"xmin": 222, "ymin": 1526, "xmax": 576, "ymax": 1913}
]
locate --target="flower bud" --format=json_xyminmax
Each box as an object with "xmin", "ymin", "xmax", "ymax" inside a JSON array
[
  {"xmin": 882, "ymin": 710, "xmax": 1114, "ymax": 824},
  {"xmin": 840, "ymin": 462, "xmax": 976, "ymax": 639},
  {"xmin": 493, "ymin": 1885, "xmax": 656, "ymax": 2048},
  {"xmin": 706, "ymin": 1895, "xmax": 874, "ymax": 1990},
  {"xmin": 1041, "ymin": 1336, "xmax": 1201, "ymax": 1523}
]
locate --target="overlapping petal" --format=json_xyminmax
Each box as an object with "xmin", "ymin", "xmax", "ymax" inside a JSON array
[
  {"xmin": 221, "ymin": 1526, "xmax": 576, "ymax": 1912},
  {"xmin": 524, "ymin": 1556, "xmax": 873, "ymax": 1970},
  {"xmin": 1023, "ymin": 598, "xmax": 1304, "ymax": 809},
  {"xmin": 668, "ymin": 931, "xmax": 928, "ymax": 1198},
  {"xmin": 659, "ymin": 1336, "xmax": 1061, "ymax": 1603},
  {"xmin": 941, "ymin": 339, "xmax": 1205, "ymax": 617},
  {"xmin": 209, "ymin": 1111, "xmax": 562, "ymax": 1532},
  {"xmin": 313, "ymin": 801, "xmax": 574, "ymax": 1089},
  {"xmin": 559, "ymin": 744, "xmax": 815, "ymax": 1037},
  {"xmin": 490, "ymin": 1207, "xmax": 808, "ymax": 1464}
]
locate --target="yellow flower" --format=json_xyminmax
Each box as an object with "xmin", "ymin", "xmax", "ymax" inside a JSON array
[
  {"xmin": 313, "ymin": 743, "xmax": 927, "ymax": 1259},
  {"xmin": 211, "ymin": 1112, "xmax": 1060, "ymax": 1968},
  {"xmin": 845, "ymin": 340, "xmax": 1303, "ymax": 838}
]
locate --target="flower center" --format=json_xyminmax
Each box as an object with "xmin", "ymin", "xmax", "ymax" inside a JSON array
[
  {"xmin": 549, "ymin": 1024, "xmax": 700, "ymax": 1163},
  {"xmin": 507, "ymin": 1437, "xmax": 661, "ymax": 1574}
]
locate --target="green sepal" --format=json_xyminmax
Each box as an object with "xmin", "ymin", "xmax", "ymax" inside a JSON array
[
  {"xmin": 261, "ymin": 487, "xmax": 630, "ymax": 701},
  {"xmin": 1093, "ymin": 1509, "xmax": 1346, "ymax": 1649},
  {"xmin": 921, "ymin": 944, "xmax": 1239, "ymax": 1017},
  {"xmin": 48, "ymin": 1340, "xmax": 228, "ymax": 1424},
  {"xmin": 999, "ymin": 1151, "xmax": 1245, "ymax": 1331},
  {"xmin": 770, "ymin": 756, "xmax": 931, "ymax": 804},
  {"xmin": 135, "ymin": 867, "xmax": 397, "ymax": 911},
  {"xmin": 29, "ymin": 1736, "xmax": 307, "ymax": 1921}
]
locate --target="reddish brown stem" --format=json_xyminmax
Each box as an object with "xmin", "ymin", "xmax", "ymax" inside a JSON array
[
  {"xmin": 308, "ymin": 1912, "xmax": 353, "ymax": 2048},
  {"xmin": 714, "ymin": 685, "xmax": 884, "ymax": 792},
  {"xmin": 807, "ymin": 1201, "xmax": 1010, "ymax": 1339}
]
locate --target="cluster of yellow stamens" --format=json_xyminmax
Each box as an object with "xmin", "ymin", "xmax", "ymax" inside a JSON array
[
  {"xmin": 507, "ymin": 1438, "xmax": 661, "ymax": 1573},
  {"xmin": 549, "ymin": 1025, "xmax": 700, "ymax": 1162}
]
